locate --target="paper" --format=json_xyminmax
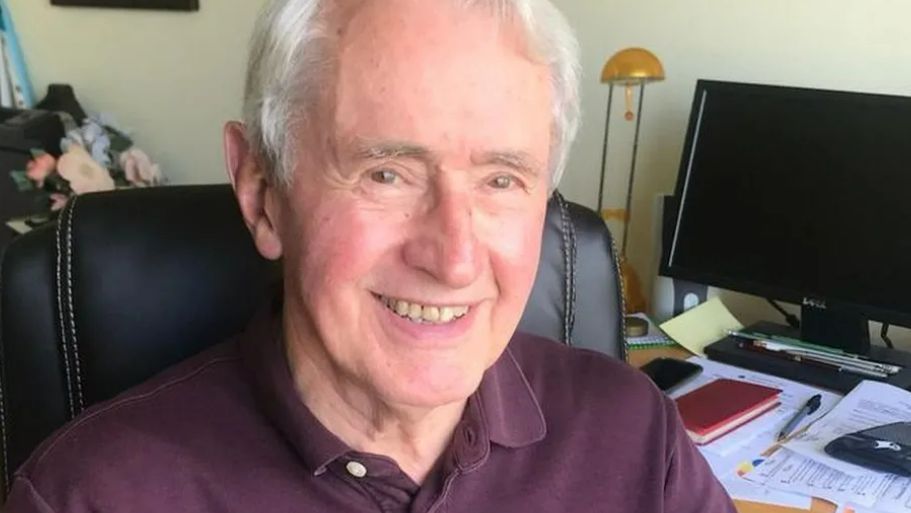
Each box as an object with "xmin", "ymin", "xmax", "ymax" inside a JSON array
[
  {"xmin": 671, "ymin": 357, "xmax": 842, "ymax": 457},
  {"xmin": 659, "ymin": 298, "xmax": 743, "ymax": 356},
  {"xmin": 669, "ymin": 357, "xmax": 841, "ymax": 509},
  {"xmin": 720, "ymin": 476, "xmax": 814, "ymax": 510},
  {"xmin": 746, "ymin": 448, "xmax": 911, "ymax": 512},
  {"xmin": 744, "ymin": 448, "xmax": 894, "ymax": 508},
  {"xmin": 697, "ymin": 434, "xmax": 813, "ymax": 510},
  {"xmin": 872, "ymin": 477, "xmax": 911, "ymax": 512},
  {"xmin": 5, "ymin": 218, "xmax": 32, "ymax": 235},
  {"xmin": 784, "ymin": 381, "xmax": 911, "ymax": 476}
]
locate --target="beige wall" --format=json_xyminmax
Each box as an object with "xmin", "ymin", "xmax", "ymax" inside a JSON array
[
  {"xmin": 9, "ymin": 0, "xmax": 267, "ymax": 184},
  {"xmin": 12, "ymin": 0, "xmax": 911, "ymax": 338}
]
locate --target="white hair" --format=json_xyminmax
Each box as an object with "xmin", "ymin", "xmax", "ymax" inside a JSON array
[{"xmin": 244, "ymin": 0, "xmax": 581, "ymax": 190}]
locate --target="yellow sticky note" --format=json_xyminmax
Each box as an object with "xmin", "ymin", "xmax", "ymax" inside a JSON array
[{"xmin": 659, "ymin": 297, "xmax": 743, "ymax": 356}]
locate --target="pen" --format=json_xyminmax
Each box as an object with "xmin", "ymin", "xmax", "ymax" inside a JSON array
[
  {"xmin": 729, "ymin": 331, "xmax": 902, "ymax": 374},
  {"xmin": 742, "ymin": 340, "xmax": 890, "ymax": 378},
  {"xmin": 750, "ymin": 340, "xmax": 894, "ymax": 376},
  {"xmin": 739, "ymin": 342, "xmax": 889, "ymax": 378},
  {"xmin": 777, "ymin": 394, "xmax": 822, "ymax": 441},
  {"xmin": 729, "ymin": 330, "xmax": 844, "ymax": 356}
]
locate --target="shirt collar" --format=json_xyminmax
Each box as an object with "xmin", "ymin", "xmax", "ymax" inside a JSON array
[
  {"xmin": 239, "ymin": 302, "xmax": 547, "ymax": 475},
  {"xmin": 476, "ymin": 346, "xmax": 547, "ymax": 449},
  {"xmin": 239, "ymin": 302, "xmax": 350, "ymax": 475}
]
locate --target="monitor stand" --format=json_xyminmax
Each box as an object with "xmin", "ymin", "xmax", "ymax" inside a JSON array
[{"xmin": 800, "ymin": 302, "xmax": 870, "ymax": 355}]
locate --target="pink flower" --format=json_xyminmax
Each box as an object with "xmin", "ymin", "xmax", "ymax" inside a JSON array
[
  {"xmin": 25, "ymin": 153, "xmax": 56, "ymax": 187},
  {"xmin": 49, "ymin": 193, "xmax": 69, "ymax": 211},
  {"xmin": 56, "ymin": 145, "xmax": 115, "ymax": 194},
  {"xmin": 119, "ymin": 147, "xmax": 162, "ymax": 187}
]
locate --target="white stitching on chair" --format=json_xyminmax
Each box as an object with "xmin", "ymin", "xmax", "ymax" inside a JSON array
[
  {"xmin": 554, "ymin": 192, "xmax": 577, "ymax": 346},
  {"xmin": 0, "ymin": 232, "xmax": 9, "ymax": 490},
  {"xmin": 55, "ymin": 202, "xmax": 76, "ymax": 419},
  {"xmin": 0, "ymin": 332, "xmax": 8, "ymax": 493},
  {"xmin": 65, "ymin": 196, "xmax": 85, "ymax": 411},
  {"xmin": 610, "ymin": 235, "xmax": 629, "ymax": 362}
]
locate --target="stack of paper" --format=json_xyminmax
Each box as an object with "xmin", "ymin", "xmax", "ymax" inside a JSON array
[
  {"xmin": 669, "ymin": 357, "xmax": 841, "ymax": 509},
  {"xmin": 740, "ymin": 381, "xmax": 911, "ymax": 512}
]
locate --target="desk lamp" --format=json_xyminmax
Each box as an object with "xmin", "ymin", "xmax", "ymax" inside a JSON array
[{"xmin": 597, "ymin": 47, "xmax": 665, "ymax": 336}]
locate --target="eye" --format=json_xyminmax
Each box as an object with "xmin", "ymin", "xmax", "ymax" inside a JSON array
[
  {"xmin": 488, "ymin": 175, "xmax": 517, "ymax": 190},
  {"xmin": 369, "ymin": 168, "xmax": 399, "ymax": 185}
]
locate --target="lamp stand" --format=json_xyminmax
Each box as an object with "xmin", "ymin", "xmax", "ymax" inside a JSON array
[
  {"xmin": 598, "ymin": 83, "xmax": 649, "ymax": 337},
  {"xmin": 597, "ymin": 84, "xmax": 614, "ymax": 214},
  {"xmin": 621, "ymin": 83, "xmax": 646, "ymax": 255}
]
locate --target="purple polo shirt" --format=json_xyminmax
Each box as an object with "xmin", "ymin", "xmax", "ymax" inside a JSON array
[{"xmin": 6, "ymin": 307, "xmax": 734, "ymax": 512}]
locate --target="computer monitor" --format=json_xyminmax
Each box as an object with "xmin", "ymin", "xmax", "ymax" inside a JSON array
[{"xmin": 661, "ymin": 80, "xmax": 911, "ymax": 355}]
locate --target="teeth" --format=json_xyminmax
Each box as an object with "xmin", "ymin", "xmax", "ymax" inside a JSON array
[
  {"xmin": 423, "ymin": 306, "xmax": 440, "ymax": 322},
  {"xmin": 379, "ymin": 296, "xmax": 470, "ymax": 324}
]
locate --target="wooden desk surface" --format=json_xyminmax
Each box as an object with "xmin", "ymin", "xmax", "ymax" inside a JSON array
[{"xmin": 627, "ymin": 346, "xmax": 837, "ymax": 513}]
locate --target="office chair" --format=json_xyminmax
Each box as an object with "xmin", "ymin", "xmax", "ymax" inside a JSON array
[{"xmin": 0, "ymin": 185, "xmax": 625, "ymax": 494}]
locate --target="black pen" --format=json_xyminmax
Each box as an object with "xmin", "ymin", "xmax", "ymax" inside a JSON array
[{"xmin": 777, "ymin": 394, "xmax": 822, "ymax": 441}]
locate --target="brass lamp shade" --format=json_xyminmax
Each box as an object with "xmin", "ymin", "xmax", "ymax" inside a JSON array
[{"xmin": 601, "ymin": 47, "xmax": 665, "ymax": 85}]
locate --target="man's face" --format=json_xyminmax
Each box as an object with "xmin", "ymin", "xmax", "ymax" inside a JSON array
[{"xmin": 278, "ymin": 0, "xmax": 553, "ymax": 409}]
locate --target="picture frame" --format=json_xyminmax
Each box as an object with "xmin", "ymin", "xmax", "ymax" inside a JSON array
[{"xmin": 50, "ymin": 0, "xmax": 199, "ymax": 10}]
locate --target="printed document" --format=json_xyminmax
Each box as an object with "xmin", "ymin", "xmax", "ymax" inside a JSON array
[
  {"xmin": 745, "ymin": 448, "xmax": 893, "ymax": 508},
  {"xmin": 672, "ymin": 357, "xmax": 841, "ymax": 456},
  {"xmin": 784, "ymin": 381, "xmax": 911, "ymax": 476}
]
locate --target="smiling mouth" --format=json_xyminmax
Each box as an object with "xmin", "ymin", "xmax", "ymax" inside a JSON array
[{"xmin": 373, "ymin": 293, "xmax": 471, "ymax": 325}]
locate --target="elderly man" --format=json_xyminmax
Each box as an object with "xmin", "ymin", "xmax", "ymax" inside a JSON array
[{"xmin": 6, "ymin": 0, "xmax": 734, "ymax": 512}]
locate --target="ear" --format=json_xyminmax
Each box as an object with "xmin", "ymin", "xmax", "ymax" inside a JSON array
[{"xmin": 223, "ymin": 121, "xmax": 283, "ymax": 260}]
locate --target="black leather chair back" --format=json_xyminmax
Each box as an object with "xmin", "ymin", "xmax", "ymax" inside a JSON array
[
  {"xmin": 518, "ymin": 193, "xmax": 626, "ymax": 356},
  {"xmin": 0, "ymin": 185, "xmax": 624, "ymax": 494}
]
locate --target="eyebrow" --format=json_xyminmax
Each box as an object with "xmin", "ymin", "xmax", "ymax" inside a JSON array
[
  {"xmin": 477, "ymin": 150, "xmax": 543, "ymax": 179},
  {"xmin": 350, "ymin": 138, "xmax": 543, "ymax": 178},
  {"xmin": 352, "ymin": 139, "xmax": 433, "ymax": 161}
]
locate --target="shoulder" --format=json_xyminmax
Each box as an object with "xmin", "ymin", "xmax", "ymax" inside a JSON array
[
  {"xmin": 508, "ymin": 331, "xmax": 666, "ymax": 411},
  {"xmin": 507, "ymin": 331, "xmax": 677, "ymax": 449},
  {"xmin": 16, "ymin": 341, "xmax": 254, "ymax": 490}
]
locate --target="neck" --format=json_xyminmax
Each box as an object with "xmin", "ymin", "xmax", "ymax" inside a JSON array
[{"xmin": 283, "ymin": 312, "xmax": 466, "ymax": 484}]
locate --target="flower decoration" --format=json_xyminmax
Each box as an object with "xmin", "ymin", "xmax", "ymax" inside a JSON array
[
  {"xmin": 9, "ymin": 116, "xmax": 166, "ymax": 214},
  {"xmin": 120, "ymin": 148, "xmax": 163, "ymax": 187},
  {"xmin": 25, "ymin": 153, "xmax": 56, "ymax": 187},
  {"xmin": 57, "ymin": 145, "xmax": 116, "ymax": 194}
]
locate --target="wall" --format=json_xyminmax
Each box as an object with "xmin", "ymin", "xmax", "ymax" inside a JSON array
[
  {"xmin": 551, "ymin": 0, "xmax": 911, "ymax": 341},
  {"xmin": 9, "ymin": 0, "xmax": 267, "ymax": 184},
  {"xmin": 12, "ymin": 0, "xmax": 911, "ymax": 340}
]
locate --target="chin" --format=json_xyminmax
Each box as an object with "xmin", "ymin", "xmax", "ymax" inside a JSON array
[{"xmin": 382, "ymin": 357, "xmax": 488, "ymax": 409}]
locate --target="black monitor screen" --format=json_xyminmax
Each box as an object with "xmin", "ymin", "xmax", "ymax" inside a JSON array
[{"xmin": 664, "ymin": 80, "xmax": 911, "ymax": 326}]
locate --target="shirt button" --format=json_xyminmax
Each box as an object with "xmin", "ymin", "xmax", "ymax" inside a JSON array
[{"xmin": 346, "ymin": 460, "xmax": 368, "ymax": 478}]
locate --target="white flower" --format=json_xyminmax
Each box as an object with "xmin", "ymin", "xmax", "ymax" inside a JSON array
[
  {"xmin": 82, "ymin": 121, "xmax": 103, "ymax": 146},
  {"xmin": 61, "ymin": 128, "xmax": 84, "ymax": 153},
  {"xmin": 119, "ymin": 147, "xmax": 162, "ymax": 187},
  {"xmin": 89, "ymin": 131, "xmax": 111, "ymax": 168},
  {"xmin": 57, "ymin": 145, "xmax": 115, "ymax": 194}
]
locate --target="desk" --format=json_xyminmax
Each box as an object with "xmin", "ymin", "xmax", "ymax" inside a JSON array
[{"xmin": 628, "ymin": 346, "xmax": 837, "ymax": 513}]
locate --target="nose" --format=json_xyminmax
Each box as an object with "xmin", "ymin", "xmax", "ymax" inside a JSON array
[{"xmin": 402, "ymin": 185, "xmax": 483, "ymax": 289}]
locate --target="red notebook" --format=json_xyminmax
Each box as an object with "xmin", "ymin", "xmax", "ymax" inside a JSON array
[{"xmin": 675, "ymin": 378, "xmax": 781, "ymax": 445}]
